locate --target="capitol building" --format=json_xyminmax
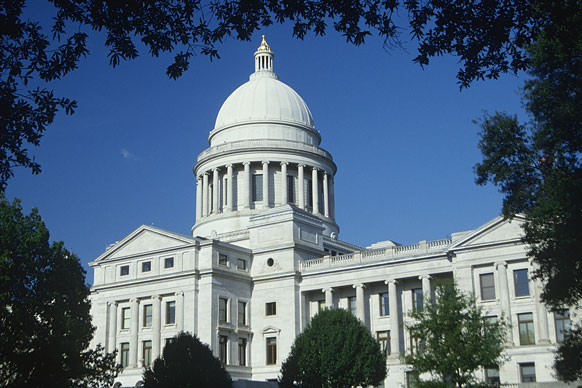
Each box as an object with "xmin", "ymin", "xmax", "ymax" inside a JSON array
[{"xmin": 89, "ymin": 37, "xmax": 570, "ymax": 387}]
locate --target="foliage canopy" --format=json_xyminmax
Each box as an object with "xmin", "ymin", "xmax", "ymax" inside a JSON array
[{"xmin": 279, "ymin": 307, "xmax": 386, "ymax": 388}]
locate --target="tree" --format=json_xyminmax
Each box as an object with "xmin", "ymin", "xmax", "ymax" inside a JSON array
[
  {"xmin": 404, "ymin": 282, "xmax": 508, "ymax": 388},
  {"xmin": 0, "ymin": 195, "xmax": 120, "ymax": 387},
  {"xmin": 143, "ymin": 332, "xmax": 232, "ymax": 388},
  {"xmin": 279, "ymin": 307, "xmax": 386, "ymax": 388},
  {"xmin": 0, "ymin": 0, "xmax": 576, "ymax": 190}
]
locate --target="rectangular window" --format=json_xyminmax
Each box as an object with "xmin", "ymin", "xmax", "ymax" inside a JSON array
[
  {"xmin": 287, "ymin": 175, "xmax": 295, "ymax": 203},
  {"xmin": 348, "ymin": 296, "xmax": 357, "ymax": 316},
  {"xmin": 480, "ymin": 273, "xmax": 496, "ymax": 300},
  {"xmin": 379, "ymin": 292, "xmax": 389, "ymax": 316},
  {"xmin": 252, "ymin": 174, "xmax": 263, "ymax": 201},
  {"xmin": 484, "ymin": 315, "xmax": 498, "ymax": 334},
  {"xmin": 318, "ymin": 300, "xmax": 326, "ymax": 313},
  {"xmin": 514, "ymin": 269, "xmax": 530, "ymax": 297},
  {"xmin": 520, "ymin": 363, "xmax": 536, "ymax": 382},
  {"xmin": 485, "ymin": 366, "xmax": 500, "ymax": 385},
  {"xmin": 266, "ymin": 337, "xmax": 277, "ymax": 365},
  {"xmin": 518, "ymin": 313, "xmax": 536, "ymax": 345},
  {"xmin": 377, "ymin": 331, "xmax": 390, "ymax": 356},
  {"xmin": 238, "ymin": 301, "xmax": 247, "ymax": 326},
  {"xmin": 237, "ymin": 258, "xmax": 247, "ymax": 270},
  {"xmin": 412, "ymin": 288, "xmax": 423, "ymax": 312},
  {"xmin": 219, "ymin": 254, "xmax": 228, "ymax": 266},
  {"xmin": 407, "ymin": 372, "xmax": 419, "ymax": 388},
  {"xmin": 120, "ymin": 265, "xmax": 129, "ymax": 276},
  {"xmin": 164, "ymin": 257, "xmax": 174, "ymax": 269},
  {"xmin": 555, "ymin": 310, "xmax": 571, "ymax": 343},
  {"xmin": 143, "ymin": 304, "xmax": 152, "ymax": 327},
  {"xmin": 121, "ymin": 307, "xmax": 130, "ymax": 329},
  {"xmin": 141, "ymin": 261, "xmax": 151, "ymax": 272},
  {"xmin": 239, "ymin": 338, "xmax": 247, "ymax": 366},
  {"xmin": 143, "ymin": 340, "xmax": 152, "ymax": 367},
  {"xmin": 166, "ymin": 301, "xmax": 176, "ymax": 324},
  {"xmin": 120, "ymin": 342, "xmax": 130, "ymax": 367},
  {"xmin": 266, "ymin": 302, "xmax": 276, "ymax": 316},
  {"xmin": 219, "ymin": 298, "xmax": 228, "ymax": 323},
  {"xmin": 410, "ymin": 335, "xmax": 424, "ymax": 355},
  {"xmin": 219, "ymin": 335, "xmax": 228, "ymax": 364}
]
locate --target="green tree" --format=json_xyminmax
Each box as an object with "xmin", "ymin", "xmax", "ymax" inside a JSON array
[
  {"xmin": 0, "ymin": 195, "xmax": 121, "ymax": 387},
  {"xmin": 404, "ymin": 282, "xmax": 508, "ymax": 388},
  {"xmin": 279, "ymin": 308, "xmax": 386, "ymax": 388},
  {"xmin": 143, "ymin": 332, "xmax": 232, "ymax": 388}
]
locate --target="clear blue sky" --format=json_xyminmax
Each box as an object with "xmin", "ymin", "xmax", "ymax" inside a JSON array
[{"xmin": 5, "ymin": 9, "xmax": 528, "ymax": 278}]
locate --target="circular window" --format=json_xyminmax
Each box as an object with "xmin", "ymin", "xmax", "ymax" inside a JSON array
[{"xmin": 267, "ymin": 258, "xmax": 274, "ymax": 267}]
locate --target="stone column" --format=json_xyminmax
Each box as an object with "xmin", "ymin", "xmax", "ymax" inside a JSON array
[
  {"xmin": 280, "ymin": 162, "xmax": 288, "ymax": 205},
  {"xmin": 129, "ymin": 298, "xmax": 139, "ymax": 367},
  {"xmin": 202, "ymin": 173, "xmax": 209, "ymax": 217},
  {"xmin": 532, "ymin": 263, "xmax": 550, "ymax": 343},
  {"xmin": 107, "ymin": 301, "xmax": 117, "ymax": 353},
  {"xmin": 329, "ymin": 175, "xmax": 335, "ymax": 218},
  {"xmin": 323, "ymin": 171, "xmax": 329, "ymax": 217},
  {"xmin": 243, "ymin": 162, "xmax": 251, "ymax": 208},
  {"xmin": 420, "ymin": 275, "xmax": 431, "ymax": 302},
  {"xmin": 386, "ymin": 280, "xmax": 400, "ymax": 357},
  {"xmin": 226, "ymin": 164, "xmax": 233, "ymax": 212},
  {"xmin": 312, "ymin": 168, "xmax": 319, "ymax": 214},
  {"xmin": 323, "ymin": 288, "xmax": 334, "ymax": 308},
  {"xmin": 195, "ymin": 177, "xmax": 202, "ymax": 221},
  {"xmin": 262, "ymin": 161, "xmax": 269, "ymax": 209},
  {"xmin": 496, "ymin": 262, "xmax": 514, "ymax": 344},
  {"xmin": 152, "ymin": 295, "xmax": 161, "ymax": 360},
  {"xmin": 298, "ymin": 164, "xmax": 305, "ymax": 209},
  {"xmin": 212, "ymin": 168, "xmax": 219, "ymax": 213},
  {"xmin": 353, "ymin": 283, "xmax": 366, "ymax": 323},
  {"xmin": 176, "ymin": 291, "xmax": 184, "ymax": 332}
]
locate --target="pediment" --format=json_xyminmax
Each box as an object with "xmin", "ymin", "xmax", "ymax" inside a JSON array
[
  {"xmin": 95, "ymin": 225, "xmax": 195, "ymax": 262},
  {"xmin": 261, "ymin": 325, "xmax": 281, "ymax": 335},
  {"xmin": 449, "ymin": 215, "xmax": 525, "ymax": 250}
]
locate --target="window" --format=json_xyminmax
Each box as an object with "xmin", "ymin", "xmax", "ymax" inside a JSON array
[
  {"xmin": 377, "ymin": 331, "xmax": 390, "ymax": 356},
  {"xmin": 121, "ymin": 307, "xmax": 130, "ymax": 329},
  {"xmin": 239, "ymin": 338, "xmax": 247, "ymax": 366},
  {"xmin": 266, "ymin": 302, "xmax": 276, "ymax": 316},
  {"xmin": 410, "ymin": 335, "xmax": 424, "ymax": 355},
  {"xmin": 379, "ymin": 292, "xmax": 389, "ymax": 316},
  {"xmin": 485, "ymin": 366, "xmax": 500, "ymax": 385},
  {"xmin": 120, "ymin": 265, "xmax": 129, "ymax": 276},
  {"xmin": 120, "ymin": 342, "xmax": 130, "ymax": 367},
  {"xmin": 318, "ymin": 300, "xmax": 326, "ymax": 313},
  {"xmin": 307, "ymin": 180, "xmax": 313, "ymax": 208},
  {"xmin": 238, "ymin": 301, "xmax": 247, "ymax": 326},
  {"xmin": 513, "ymin": 269, "xmax": 530, "ymax": 297},
  {"xmin": 165, "ymin": 338, "xmax": 175, "ymax": 347},
  {"xmin": 266, "ymin": 337, "xmax": 277, "ymax": 365},
  {"xmin": 412, "ymin": 288, "xmax": 423, "ymax": 312},
  {"xmin": 252, "ymin": 174, "xmax": 263, "ymax": 201},
  {"xmin": 555, "ymin": 309, "xmax": 571, "ymax": 343},
  {"xmin": 141, "ymin": 261, "xmax": 151, "ymax": 272},
  {"xmin": 164, "ymin": 257, "xmax": 174, "ymax": 269},
  {"xmin": 165, "ymin": 301, "xmax": 175, "ymax": 324},
  {"xmin": 219, "ymin": 254, "xmax": 228, "ymax": 266},
  {"xmin": 406, "ymin": 372, "xmax": 419, "ymax": 388},
  {"xmin": 520, "ymin": 363, "xmax": 536, "ymax": 382},
  {"xmin": 518, "ymin": 313, "xmax": 535, "ymax": 345},
  {"xmin": 484, "ymin": 316, "xmax": 499, "ymax": 334},
  {"xmin": 142, "ymin": 340, "xmax": 152, "ymax": 367},
  {"xmin": 143, "ymin": 304, "xmax": 152, "ymax": 328},
  {"xmin": 348, "ymin": 296, "xmax": 356, "ymax": 315},
  {"xmin": 480, "ymin": 273, "xmax": 496, "ymax": 300},
  {"xmin": 219, "ymin": 298, "xmax": 228, "ymax": 322},
  {"xmin": 237, "ymin": 258, "xmax": 247, "ymax": 270},
  {"xmin": 287, "ymin": 175, "xmax": 295, "ymax": 203},
  {"xmin": 219, "ymin": 335, "xmax": 228, "ymax": 364}
]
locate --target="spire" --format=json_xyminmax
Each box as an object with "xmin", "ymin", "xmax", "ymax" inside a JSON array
[{"xmin": 254, "ymin": 35, "xmax": 274, "ymax": 73}]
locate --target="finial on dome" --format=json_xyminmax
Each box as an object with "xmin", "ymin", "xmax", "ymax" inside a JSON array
[
  {"xmin": 254, "ymin": 35, "xmax": 275, "ymax": 74},
  {"xmin": 257, "ymin": 35, "xmax": 271, "ymax": 52}
]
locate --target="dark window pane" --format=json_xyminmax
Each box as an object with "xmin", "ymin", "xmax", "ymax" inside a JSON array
[
  {"xmin": 514, "ymin": 269, "xmax": 530, "ymax": 297},
  {"xmin": 480, "ymin": 273, "xmax": 496, "ymax": 300}
]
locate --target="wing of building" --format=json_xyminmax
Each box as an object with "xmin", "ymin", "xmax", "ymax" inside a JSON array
[{"xmin": 89, "ymin": 36, "xmax": 569, "ymax": 387}]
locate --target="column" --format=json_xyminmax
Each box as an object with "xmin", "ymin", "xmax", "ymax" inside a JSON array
[
  {"xmin": 226, "ymin": 164, "xmax": 233, "ymax": 212},
  {"xmin": 212, "ymin": 168, "xmax": 219, "ymax": 213},
  {"xmin": 420, "ymin": 275, "xmax": 432, "ymax": 302},
  {"xmin": 298, "ymin": 164, "xmax": 305, "ymax": 209},
  {"xmin": 329, "ymin": 175, "xmax": 335, "ymax": 218},
  {"xmin": 312, "ymin": 168, "xmax": 319, "ymax": 214},
  {"xmin": 129, "ymin": 298, "xmax": 139, "ymax": 367},
  {"xmin": 202, "ymin": 173, "xmax": 209, "ymax": 217},
  {"xmin": 353, "ymin": 283, "xmax": 366, "ymax": 323},
  {"xmin": 243, "ymin": 162, "xmax": 251, "ymax": 208},
  {"xmin": 262, "ymin": 161, "xmax": 269, "ymax": 209},
  {"xmin": 152, "ymin": 295, "xmax": 161, "ymax": 359},
  {"xmin": 323, "ymin": 171, "xmax": 329, "ymax": 217},
  {"xmin": 107, "ymin": 301, "xmax": 117, "ymax": 353},
  {"xmin": 176, "ymin": 291, "xmax": 184, "ymax": 332},
  {"xmin": 386, "ymin": 280, "xmax": 400, "ymax": 357},
  {"xmin": 195, "ymin": 177, "xmax": 202, "ymax": 221},
  {"xmin": 496, "ymin": 262, "xmax": 513, "ymax": 344},
  {"xmin": 532, "ymin": 265, "xmax": 550, "ymax": 343},
  {"xmin": 323, "ymin": 288, "xmax": 334, "ymax": 308},
  {"xmin": 280, "ymin": 162, "xmax": 288, "ymax": 205}
]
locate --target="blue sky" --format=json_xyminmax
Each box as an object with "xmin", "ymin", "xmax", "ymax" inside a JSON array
[{"xmin": 5, "ymin": 13, "xmax": 528, "ymax": 277}]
